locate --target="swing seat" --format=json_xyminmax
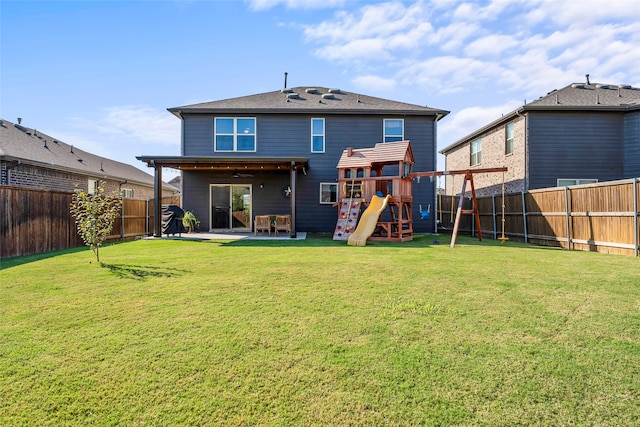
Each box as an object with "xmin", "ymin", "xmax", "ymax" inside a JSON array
[{"xmin": 420, "ymin": 211, "xmax": 430, "ymax": 220}]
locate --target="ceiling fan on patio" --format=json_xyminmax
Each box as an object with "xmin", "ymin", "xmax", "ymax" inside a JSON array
[{"xmin": 232, "ymin": 169, "xmax": 253, "ymax": 178}]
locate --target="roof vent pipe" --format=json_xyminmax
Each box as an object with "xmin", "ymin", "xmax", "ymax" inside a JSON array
[
  {"xmin": 586, "ymin": 74, "xmax": 591, "ymax": 85},
  {"xmin": 284, "ymin": 72, "xmax": 288, "ymax": 89},
  {"xmin": 17, "ymin": 118, "xmax": 22, "ymax": 125}
]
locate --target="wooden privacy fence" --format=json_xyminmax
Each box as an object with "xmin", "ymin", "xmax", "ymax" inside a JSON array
[
  {"xmin": 0, "ymin": 186, "xmax": 179, "ymax": 259},
  {"xmin": 438, "ymin": 178, "xmax": 640, "ymax": 256}
]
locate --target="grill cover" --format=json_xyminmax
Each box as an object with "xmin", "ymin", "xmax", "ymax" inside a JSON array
[{"xmin": 162, "ymin": 205, "xmax": 187, "ymax": 235}]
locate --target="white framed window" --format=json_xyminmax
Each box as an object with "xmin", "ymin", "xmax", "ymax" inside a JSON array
[
  {"xmin": 88, "ymin": 179, "xmax": 99, "ymax": 195},
  {"xmin": 470, "ymin": 138, "xmax": 482, "ymax": 166},
  {"xmin": 557, "ymin": 179, "xmax": 598, "ymax": 187},
  {"xmin": 384, "ymin": 119, "xmax": 404, "ymax": 142},
  {"xmin": 505, "ymin": 122, "xmax": 514, "ymax": 155},
  {"xmin": 121, "ymin": 188, "xmax": 134, "ymax": 198},
  {"xmin": 319, "ymin": 183, "xmax": 338, "ymax": 204},
  {"xmin": 311, "ymin": 118, "xmax": 325, "ymax": 153},
  {"xmin": 215, "ymin": 117, "xmax": 256, "ymax": 152}
]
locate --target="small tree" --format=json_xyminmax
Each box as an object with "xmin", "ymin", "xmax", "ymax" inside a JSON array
[{"xmin": 70, "ymin": 181, "xmax": 122, "ymax": 263}]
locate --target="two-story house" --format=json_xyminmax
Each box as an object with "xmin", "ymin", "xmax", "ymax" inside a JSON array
[
  {"xmin": 1, "ymin": 118, "xmax": 177, "ymax": 198},
  {"xmin": 440, "ymin": 80, "xmax": 640, "ymax": 196},
  {"xmin": 138, "ymin": 87, "xmax": 448, "ymax": 236}
]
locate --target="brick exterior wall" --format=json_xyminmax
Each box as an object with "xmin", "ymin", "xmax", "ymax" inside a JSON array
[
  {"xmin": 1, "ymin": 161, "xmax": 170, "ymax": 199},
  {"xmin": 444, "ymin": 115, "xmax": 526, "ymax": 196}
]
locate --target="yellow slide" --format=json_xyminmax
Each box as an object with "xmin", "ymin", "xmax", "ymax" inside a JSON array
[{"xmin": 347, "ymin": 194, "xmax": 391, "ymax": 246}]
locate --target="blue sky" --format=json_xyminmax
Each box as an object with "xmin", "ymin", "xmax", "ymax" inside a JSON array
[{"xmin": 2, "ymin": 0, "xmax": 639, "ymax": 178}]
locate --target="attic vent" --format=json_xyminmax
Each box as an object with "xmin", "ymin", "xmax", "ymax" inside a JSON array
[
  {"xmin": 281, "ymin": 88, "xmax": 293, "ymax": 93},
  {"xmin": 328, "ymin": 88, "xmax": 341, "ymax": 94},
  {"xmin": 287, "ymin": 92, "xmax": 300, "ymax": 99},
  {"xmin": 321, "ymin": 93, "xmax": 335, "ymax": 99},
  {"xmin": 571, "ymin": 83, "xmax": 585, "ymax": 89},
  {"xmin": 618, "ymin": 84, "xmax": 632, "ymax": 89},
  {"xmin": 305, "ymin": 88, "xmax": 318, "ymax": 94},
  {"xmin": 595, "ymin": 84, "xmax": 610, "ymax": 89}
]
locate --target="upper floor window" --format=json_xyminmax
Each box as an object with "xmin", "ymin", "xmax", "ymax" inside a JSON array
[
  {"xmin": 470, "ymin": 139, "xmax": 482, "ymax": 166},
  {"xmin": 88, "ymin": 179, "xmax": 99, "ymax": 195},
  {"xmin": 121, "ymin": 188, "xmax": 134, "ymax": 198},
  {"xmin": 311, "ymin": 118, "xmax": 325, "ymax": 153},
  {"xmin": 215, "ymin": 117, "xmax": 256, "ymax": 152},
  {"xmin": 384, "ymin": 119, "xmax": 404, "ymax": 142},
  {"xmin": 505, "ymin": 122, "xmax": 514, "ymax": 155}
]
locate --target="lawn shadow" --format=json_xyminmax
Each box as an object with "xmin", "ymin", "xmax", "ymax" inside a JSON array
[
  {"xmin": 100, "ymin": 263, "xmax": 190, "ymax": 281},
  {"xmin": 1, "ymin": 246, "xmax": 88, "ymax": 270}
]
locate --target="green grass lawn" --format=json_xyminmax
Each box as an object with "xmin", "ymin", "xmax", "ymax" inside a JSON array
[{"xmin": 1, "ymin": 235, "xmax": 639, "ymax": 426}]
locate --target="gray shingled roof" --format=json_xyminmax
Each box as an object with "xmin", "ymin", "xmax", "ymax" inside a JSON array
[
  {"xmin": 440, "ymin": 82, "xmax": 640, "ymax": 154},
  {"xmin": 0, "ymin": 118, "xmax": 176, "ymax": 190},
  {"xmin": 527, "ymin": 82, "xmax": 640, "ymax": 109},
  {"xmin": 168, "ymin": 87, "xmax": 449, "ymax": 118}
]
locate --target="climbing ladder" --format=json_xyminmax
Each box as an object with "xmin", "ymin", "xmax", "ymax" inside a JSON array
[{"xmin": 333, "ymin": 198, "xmax": 362, "ymax": 240}]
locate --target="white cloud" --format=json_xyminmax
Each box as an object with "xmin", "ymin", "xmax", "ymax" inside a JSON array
[
  {"xmin": 438, "ymin": 100, "xmax": 522, "ymax": 149},
  {"xmin": 246, "ymin": 0, "xmax": 345, "ymax": 10},
  {"xmin": 525, "ymin": 0, "xmax": 640, "ymax": 26},
  {"xmin": 298, "ymin": 0, "xmax": 639, "ymax": 100},
  {"xmin": 398, "ymin": 56, "xmax": 503, "ymax": 93},
  {"xmin": 464, "ymin": 34, "xmax": 518, "ymax": 57},
  {"xmin": 72, "ymin": 106, "xmax": 180, "ymax": 147},
  {"xmin": 351, "ymin": 75, "xmax": 397, "ymax": 91},
  {"xmin": 304, "ymin": 1, "xmax": 433, "ymax": 62}
]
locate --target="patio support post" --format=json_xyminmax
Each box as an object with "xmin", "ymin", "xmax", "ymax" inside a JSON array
[
  {"xmin": 153, "ymin": 162, "xmax": 162, "ymax": 237},
  {"xmin": 290, "ymin": 161, "xmax": 297, "ymax": 238}
]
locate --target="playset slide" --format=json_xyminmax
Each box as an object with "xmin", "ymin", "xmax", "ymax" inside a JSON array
[{"xmin": 347, "ymin": 194, "xmax": 391, "ymax": 246}]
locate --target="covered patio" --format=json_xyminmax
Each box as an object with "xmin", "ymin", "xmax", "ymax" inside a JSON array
[{"xmin": 136, "ymin": 156, "xmax": 309, "ymax": 238}]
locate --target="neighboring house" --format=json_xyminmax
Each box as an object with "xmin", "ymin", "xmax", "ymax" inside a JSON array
[
  {"xmin": 138, "ymin": 86, "xmax": 448, "ymax": 235},
  {"xmin": 440, "ymin": 80, "xmax": 640, "ymax": 196},
  {"xmin": 0, "ymin": 118, "xmax": 177, "ymax": 198}
]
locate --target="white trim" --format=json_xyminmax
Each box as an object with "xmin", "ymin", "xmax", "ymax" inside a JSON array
[
  {"xmin": 557, "ymin": 178, "xmax": 598, "ymax": 187},
  {"xmin": 319, "ymin": 182, "xmax": 338, "ymax": 204},
  {"xmin": 470, "ymin": 138, "xmax": 482, "ymax": 166},
  {"xmin": 311, "ymin": 118, "xmax": 325, "ymax": 153},
  {"xmin": 214, "ymin": 117, "xmax": 257, "ymax": 152},
  {"xmin": 505, "ymin": 122, "xmax": 514, "ymax": 155},
  {"xmin": 383, "ymin": 118, "xmax": 404, "ymax": 143}
]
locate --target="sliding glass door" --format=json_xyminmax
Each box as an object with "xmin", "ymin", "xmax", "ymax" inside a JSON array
[{"xmin": 210, "ymin": 185, "xmax": 252, "ymax": 231}]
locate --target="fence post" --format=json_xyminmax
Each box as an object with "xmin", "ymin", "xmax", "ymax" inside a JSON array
[
  {"xmin": 121, "ymin": 195, "xmax": 125, "ymax": 241},
  {"xmin": 521, "ymin": 191, "xmax": 528, "ymax": 243},
  {"xmin": 634, "ymin": 177, "xmax": 638, "ymax": 257},
  {"xmin": 564, "ymin": 186, "xmax": 571, "ymax": 250}
]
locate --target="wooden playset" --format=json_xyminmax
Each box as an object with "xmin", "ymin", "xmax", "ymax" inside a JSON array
[{"xmin": 332, "ymin": 140, "xmax": 507, "ymax": 247}]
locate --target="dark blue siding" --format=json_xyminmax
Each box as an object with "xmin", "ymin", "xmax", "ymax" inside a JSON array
[
  {"xmin": 182, "ymin": 113, "xmax": 438, "ymax": 233},
  {"xmin": 183, "ymin": 115, "xmax": 213, "ymax": 156},
  {"xmin": 528, "ymin": 111, "xmax": 624, "ymax": 189},
  {"xmin": 623, "ymin": 111, "xmax": 640, "ymax": 178}
]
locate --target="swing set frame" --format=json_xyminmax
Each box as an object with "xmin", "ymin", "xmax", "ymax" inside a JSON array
[{"xmin": 408, "ymin": 167, "xmax": 508, "ymax": 248}]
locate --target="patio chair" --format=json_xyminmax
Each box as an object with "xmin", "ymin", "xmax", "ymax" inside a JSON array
[
  {"xmin": 274, "ymin": 215, "xmax": 291, "ymax": 236},
  {"xmin": 254, "ymin": 215, "xmax": 271, "ymax": 236}
]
